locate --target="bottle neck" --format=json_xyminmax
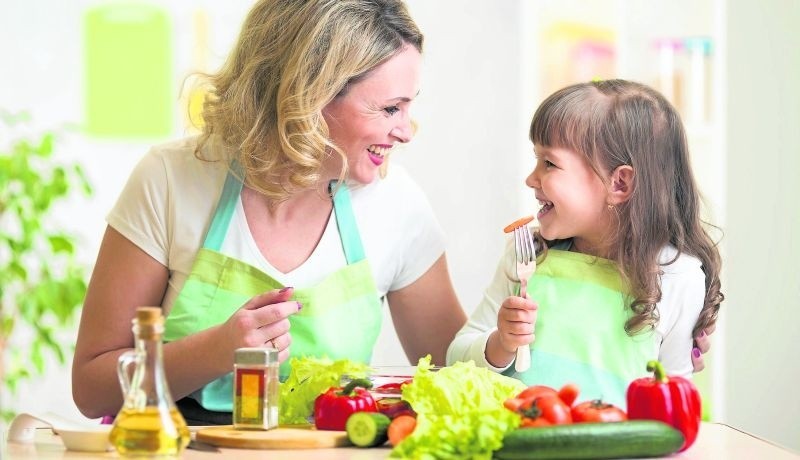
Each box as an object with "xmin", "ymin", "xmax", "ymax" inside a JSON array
[{"xmin": 132, "ymin": 326, "xmax": 176, "ymax": 408}]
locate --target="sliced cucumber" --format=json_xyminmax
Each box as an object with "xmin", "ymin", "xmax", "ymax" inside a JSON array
[{"xmin": 346, "ymin": 412, "xmax": 391, "ymax": 447}]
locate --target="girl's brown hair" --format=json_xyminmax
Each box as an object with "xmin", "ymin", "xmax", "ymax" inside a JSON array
[
  {"xmin": 530, "ymin": 79, "xmax": 723, "ymax": 337},
  {"xmin": 195, "ymin": 0, "xmax": 423, "ymax": 203}
]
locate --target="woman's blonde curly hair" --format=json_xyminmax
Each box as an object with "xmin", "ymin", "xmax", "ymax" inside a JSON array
[{"xmin": 194, "ymin": 0, "xmax": 423, "ymax": 203}]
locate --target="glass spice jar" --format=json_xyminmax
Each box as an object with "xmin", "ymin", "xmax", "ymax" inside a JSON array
[{"xmin": 233, "ymin": 347, "xmax": 279, "ymax": 430}]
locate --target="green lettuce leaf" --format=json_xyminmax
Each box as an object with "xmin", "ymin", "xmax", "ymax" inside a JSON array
[
  {"xmin": 391, "ymin": 357, "xmax": 524, "ymax": 459},
  {"xmin": 278, "ymin": 356, "xmax": 371, "ymax": 425}
]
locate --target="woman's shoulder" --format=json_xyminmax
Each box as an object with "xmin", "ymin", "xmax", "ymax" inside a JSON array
[{"xmin": 134, "ymin": 136, "xmax": 228, "ymax": 189}]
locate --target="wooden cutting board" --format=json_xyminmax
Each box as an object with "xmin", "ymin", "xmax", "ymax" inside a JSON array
[{"xmin": 196, "ymin": 426, "xmax": 351, "ymax": 449}]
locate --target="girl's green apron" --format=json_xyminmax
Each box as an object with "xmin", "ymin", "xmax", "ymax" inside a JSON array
[
  {"xmin": 506, "ymin": 249, "xmax": 657, "ymax": 409},
  {"xmin": 163, "ymin": 170, "xmax": 382, "ymax": 412}
]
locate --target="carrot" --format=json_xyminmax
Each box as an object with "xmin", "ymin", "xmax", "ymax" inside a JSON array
[
  {"xmin": 387, "ymin": 414, "xmax": 417, "ymax": 446},
  {"xmin": 503, "ymin": 216, "xmax": 534, "ymax": 233}
]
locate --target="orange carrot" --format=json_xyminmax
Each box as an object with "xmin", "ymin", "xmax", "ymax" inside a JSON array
[
  {"xmin": 503, "ymin": 216, "xmax": 534, "ymax": 233},
  {"xmin": 387, "ymin": 414, "xmax": 417, "ymax": 446}
]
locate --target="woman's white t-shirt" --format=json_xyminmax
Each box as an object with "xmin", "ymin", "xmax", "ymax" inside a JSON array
[{"xmin": 107, "ymin": 136, "xmax": 446, "ymax": 315}]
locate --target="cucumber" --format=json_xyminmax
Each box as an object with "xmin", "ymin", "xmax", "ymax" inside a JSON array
[
  {"xmin": 346, "ymin": 412, "xmax": 391, "ymax": 447},
  {"xmin": 494, "ymin": 421, "xmax": 684, "ymax": 459}
]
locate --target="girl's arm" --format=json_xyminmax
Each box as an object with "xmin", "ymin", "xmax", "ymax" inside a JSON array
[
  {"xmin": 386, "ymin": 254, "xmax": 466, "ymax": 366},
  {"xmin": 447, "ymin": 240, "xmax": 535, "ymax": 370}
]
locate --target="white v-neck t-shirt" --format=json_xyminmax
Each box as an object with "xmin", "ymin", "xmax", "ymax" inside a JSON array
[{"xmin": 107, "ymin": 136, "xmax": 446, "ymax": 315}]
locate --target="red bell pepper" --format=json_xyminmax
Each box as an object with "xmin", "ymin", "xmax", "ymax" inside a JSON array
[
  {"xmin": 626, "ymin": 360, "xmax": 701, "ymax": 451},
  {"xmin": 314, "ymin": 378, "xmax": 377, "ymax": 431}
]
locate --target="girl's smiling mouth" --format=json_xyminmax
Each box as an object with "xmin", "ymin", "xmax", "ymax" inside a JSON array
[{"xmin": 536, "ymin": 196, "xmax": 554, "ymax": 219}]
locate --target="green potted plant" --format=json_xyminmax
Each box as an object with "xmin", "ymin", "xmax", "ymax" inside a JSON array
[{"xmin": 0, "ymin": 111, "xmax": 93, "ymax": 420}]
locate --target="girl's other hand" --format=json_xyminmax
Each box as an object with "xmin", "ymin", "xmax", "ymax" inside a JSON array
[
  {"xmin": 497, "ymin": 296, "xmax": 538, "ymax": 354},
  {"xmin": 217, "ymin": 287, "xmax": 299, "ymax": 365},
  {"xmin": 691, "ymin": 324, "xmax": 715, "ymax": 372}
]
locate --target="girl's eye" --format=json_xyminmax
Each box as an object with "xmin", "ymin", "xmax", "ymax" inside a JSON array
[
  {"xmin": 384, "ymin": 105, "xmax": 400, "ymax": 116},
  {"xmin": 544, "ymin": 160, "xmax": 556, "ymax": 168}
]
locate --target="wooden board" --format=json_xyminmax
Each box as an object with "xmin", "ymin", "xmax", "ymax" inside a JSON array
[{"xmin": 196, "ymin": 426, "xmax": 351, "ymax": 449}]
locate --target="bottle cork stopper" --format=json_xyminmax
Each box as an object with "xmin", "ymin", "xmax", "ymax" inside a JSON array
[{"xmin": 135, "ymin": 307, "xmax": 163, "ymax": 325}]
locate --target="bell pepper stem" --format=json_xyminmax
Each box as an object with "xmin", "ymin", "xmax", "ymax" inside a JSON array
[
  {"xmin": 646, "ymin": 360, "xmax": 668, "ymax": 383},
  {"xmin": 340, "ymin": 378, "xmax": 373, "ymax": 396}
]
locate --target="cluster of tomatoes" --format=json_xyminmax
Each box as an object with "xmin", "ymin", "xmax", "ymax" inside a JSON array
[{"xmin": 503, "ymin": 384, "xmax": 626, "ymax": 427}]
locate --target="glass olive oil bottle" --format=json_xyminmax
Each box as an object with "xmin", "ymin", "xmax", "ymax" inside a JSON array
[{"xmin": 110, "ymin": 307, "xmax": 190, "ymax": 456}]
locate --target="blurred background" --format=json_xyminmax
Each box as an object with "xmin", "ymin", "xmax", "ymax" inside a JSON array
[{"xmin": 1, "ymin": 0, "xmax": 797, "ymax": 452}]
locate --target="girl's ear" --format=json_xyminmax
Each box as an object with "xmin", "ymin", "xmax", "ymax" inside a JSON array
[{"xmin": 608, "ymin": 165, "xmax": 635, "ymax": 205}]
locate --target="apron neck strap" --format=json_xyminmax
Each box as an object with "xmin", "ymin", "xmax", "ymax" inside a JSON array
[
  {"xmin": 202, "ymin": 170, "xmax": 366, "ymax": 265},
  {"xmin": 329, "ymin": 180, "xmax": 366, "ymax": 264},
  {"xmin": 203, "ymin": 163, "xmax": 244, "ymax": 251}
]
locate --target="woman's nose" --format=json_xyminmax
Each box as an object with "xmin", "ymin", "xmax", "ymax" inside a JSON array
[{"xmin": 390, "ymin": 118, "xmax": 415, "ymax": 143}]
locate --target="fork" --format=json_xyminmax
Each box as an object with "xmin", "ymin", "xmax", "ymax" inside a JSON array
[{"xmin": 512, "ymin": 223, "xmax": 537, "ymax": 372}]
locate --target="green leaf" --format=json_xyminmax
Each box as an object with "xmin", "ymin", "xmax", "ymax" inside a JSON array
[
  {"xmin": 8, "ymin": 261, "xmax": 28, "ymax": 281},
  {"xmin": 47, "ymin": 235, "xmax": 75, "ymax": 254}
]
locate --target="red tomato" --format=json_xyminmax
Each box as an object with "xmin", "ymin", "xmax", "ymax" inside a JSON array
[
  {"xmin": 520, "ymin": 416, "xmax": 551, "ymax": 428},
  {"xmin": 571, "ymin": 399, "xmax": 628, "ymax": 423},
  {"xmin": 529, "ymin": 395, "xmax": 573, "ymax": 425},
  {"xmin": 557, "ymin": 383, "xmax": 580, "ymax": 407},
  {"xmin": 516, "ymin": 385, "xmax": 559, "ymax": 401}
]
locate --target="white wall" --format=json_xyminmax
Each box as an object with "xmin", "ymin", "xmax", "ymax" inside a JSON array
[
  {"xmin": 372, "ymin": 0, "xmax": 527, "ymax": 366},
  {"xmin": 722, "ymin": 0, "xmax": 800, "ymax": 452}
]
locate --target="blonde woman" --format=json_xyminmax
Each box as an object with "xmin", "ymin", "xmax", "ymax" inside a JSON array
[{"xmin": 73, "ymin": 0, "xmax": 466, "ymax": 425}]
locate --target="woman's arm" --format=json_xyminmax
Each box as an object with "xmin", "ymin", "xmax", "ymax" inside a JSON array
[
  {"xmin": 72, "ymin": 226, "xmax": 297, "ymax": 419},
  {"xmin": 386, "ymin": 254, "xmax": 466, "ymax": 366}
]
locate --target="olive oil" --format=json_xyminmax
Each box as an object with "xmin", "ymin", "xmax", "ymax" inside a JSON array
[
  {"xmin": 110, "ymin": 407, "xmax": 190, "ymax": 456},
  {"xmin": 112, "ymin": 307, "xmax": 190, "ymax": 457}
]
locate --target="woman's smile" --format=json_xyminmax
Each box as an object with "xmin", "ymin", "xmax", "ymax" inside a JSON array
[{"xmin": 367, "ymin": 144, "xmax": 391, "ymax": 166}]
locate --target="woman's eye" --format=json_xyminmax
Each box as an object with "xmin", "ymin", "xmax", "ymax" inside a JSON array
[
  {"xmin": 545, "ymin": 160, "xmax": 555, "ymax": 168},
  {"xmin": 383, "ymin": 105, "xmax": 400, "ymax": 115}
]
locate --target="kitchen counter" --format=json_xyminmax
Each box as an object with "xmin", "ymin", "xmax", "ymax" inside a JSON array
[{"xmin": 2, "ymin": 422, "xmax": 797, "ymax": 459}]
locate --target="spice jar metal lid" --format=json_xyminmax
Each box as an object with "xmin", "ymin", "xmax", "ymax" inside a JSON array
[{"xmin": 234, "ymin": 347, "xmax": 278, "ymax": 365}]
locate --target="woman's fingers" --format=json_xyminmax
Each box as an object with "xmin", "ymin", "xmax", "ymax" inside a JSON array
[
  {"xmin": 241, "ymin": 287, "xmax": 294, "ymax": 310},
  {"xmin": 691, "ymin": 349, "xmax": 705, "ymax": 373},
  {"xmin": 694, "ymin": 328, "xmax": 712, "ymax": 353},
  {"xmin": 692, "ymin": 327, "xmax": 714, "ymax": 373}
]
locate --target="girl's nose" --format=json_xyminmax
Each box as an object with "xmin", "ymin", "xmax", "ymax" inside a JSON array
[{"xmin": 525, "ymin": 169, "xmax": 539, "ymax": 189}]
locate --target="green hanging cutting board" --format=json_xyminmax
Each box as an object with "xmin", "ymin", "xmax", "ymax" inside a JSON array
[{"xmin": 84, "ymin": 3, "xmax": 173, "ymax": 138}]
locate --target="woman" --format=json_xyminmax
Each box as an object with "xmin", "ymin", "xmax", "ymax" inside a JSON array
[{"xmin": 72, "ymin": 0, "xmax": 466, "ymax": 424}]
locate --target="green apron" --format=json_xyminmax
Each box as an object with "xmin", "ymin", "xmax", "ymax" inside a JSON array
[
  {"xmin": 506, "ymin": 249, "xmax": 657, "ymax": 409},
  {"xmin": 163, "ymin": 170, "xmax": 382, "ymax": 412}
]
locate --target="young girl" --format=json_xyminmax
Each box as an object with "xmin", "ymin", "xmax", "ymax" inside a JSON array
[{"xmin": 447, "ymin": 79, "xmax": 723, "ymax": 408}]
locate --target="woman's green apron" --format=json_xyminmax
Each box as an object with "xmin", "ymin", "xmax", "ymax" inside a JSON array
[
  {"xmin": 505, "ymin": 249, "xmax": 657, "ymax": 409},
  {"xmin": 163, "ymin": 169, "xmax": 382, "ymax": 412}
]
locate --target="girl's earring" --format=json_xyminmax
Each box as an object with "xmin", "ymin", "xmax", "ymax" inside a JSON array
[{"xmin": 607, "ymin": 204, "xmax": 615, "ymax": 211}]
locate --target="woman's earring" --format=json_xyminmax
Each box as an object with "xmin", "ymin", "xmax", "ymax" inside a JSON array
[{"xmin": 607, "ymin": 204, "xmax": 615, "ymax": 211}]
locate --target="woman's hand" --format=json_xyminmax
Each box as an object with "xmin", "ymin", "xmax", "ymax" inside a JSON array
[
  {"xmin": 216, "ymin": 288, "xmax": 300, "ymax": 365},
  {"xmin": 691, "ymin": 324, "xmax": 715, "ymax": 372},
  {"xmin": 486, "ymin": 296, "xmax": 537, "ymax": 368}
]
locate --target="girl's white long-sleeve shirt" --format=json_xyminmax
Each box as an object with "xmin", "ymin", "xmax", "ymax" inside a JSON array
[{"xmin": 447, "ymin": 239, "xmax": 706, "ymax": 380}]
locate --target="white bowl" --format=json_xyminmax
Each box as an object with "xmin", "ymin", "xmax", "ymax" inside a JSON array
[{"xmin": 56, "ymin": 425, "xmax": 113, "ymax": 452}]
